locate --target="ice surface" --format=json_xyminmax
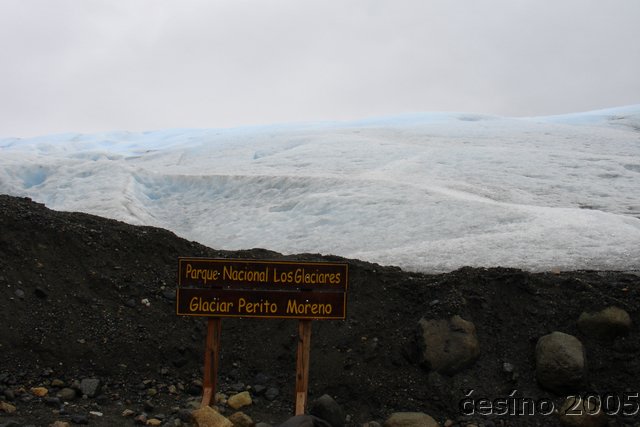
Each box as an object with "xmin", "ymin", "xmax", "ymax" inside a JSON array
[{"xmin": 2, "ymin": 105, "xmax": 639, "ymax": 272}]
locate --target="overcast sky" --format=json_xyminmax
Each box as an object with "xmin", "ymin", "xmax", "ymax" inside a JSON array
[{"xmin": 1, "ymin": 0, "xmax": 639, "ymax": 138}]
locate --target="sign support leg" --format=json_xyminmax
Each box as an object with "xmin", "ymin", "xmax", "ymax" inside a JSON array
[
  {"xmin": 201, "ymin": 317, "xmax": 222, "ymax": 408},
  {"xmin": 295, "ymin": 319, "xmax": 312, "ymax": 415}
]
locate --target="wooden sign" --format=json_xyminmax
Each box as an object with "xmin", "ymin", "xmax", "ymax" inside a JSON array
[
  {"xmin": 176, "ymin": 257, "xmax": 349, "ymax": 415},
  {"xmin": 176, "ymin": 258, "xmax": 348, "ymax": 320}
]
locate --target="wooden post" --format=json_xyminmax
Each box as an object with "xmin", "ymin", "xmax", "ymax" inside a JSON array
[
  {"xmin": 201, "ymin": 317, "xmax": 222, "ymax": 408},
  {"xmin": 295, "ymin": 319, "xmax": 312, "ymax": 415}
]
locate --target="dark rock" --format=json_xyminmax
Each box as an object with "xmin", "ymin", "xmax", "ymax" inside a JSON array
[
  {"xmin": 178, "ymin": 409, "xmax": 194, "ymax": 423},
  {"xmin": 44, "ymin": 396, "xmax": 61, "ymax": 406},
  {"xmin": 71, "ymin": 414, "xmax": 89, "ymax": 424},
  {"xmin": 186, "ymin": 381, "xmax": 202, "ymax": 396},
  {"xmin": 57, "ymin": 387, "xmax": 76, "ymax": 401},
  {"xmin": 265, "ymin": 387, "xmax": 279, "ymax": 401},
  {"xmin": 14, "ymin": 289, "xmax": 25, "ymax": 299},
  {"xmin": 3, "ymin": 389, "xmax": 15, "ymax": 401},
  {"xmin": 95, "ymin": 394, "xmax": 109, "ymax": 405},
  {"xmin": 502, "ymin": 362, "xmax": 514, "ymax": 373},
  {"xmin": 253, "ymin": 384, "xmax": 267, "ymax": 395},
  {"xmin": 309, "ymin": 394, "xmax": 345, "ymax": 427},
  {"xmin": 230, "ymin": 382, "xmax": 246, "ymax": 392},
  {"xmin": 253, "ymin": 373, "xmax": 269, "ymax": 385},
  {"xmin": 34, "ymin": 287, "xmax": 48, "ymax": 299},
  {"xmin": 383, "ymin": 412, "xmax": 439, "ymax": 427},
  {"xmin": 135, "ymin": 413, "xmax": 148, "ymax": 425},
  {"xmin": 172, "ymin": 357, "xmax": 188, "ymax": 368},
  {"xmin": 79, "ymin": 378, "xmax": 101, "ymax": 398}
]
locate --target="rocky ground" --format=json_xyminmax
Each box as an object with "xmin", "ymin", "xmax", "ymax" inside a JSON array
[{"xmin": 1, "ymin": 194, "xmax": 639, "ymax": 427}]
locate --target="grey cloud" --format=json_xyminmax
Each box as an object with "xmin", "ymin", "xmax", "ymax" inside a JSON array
[{"xmin": 0, "ymin": 0, "xmax": 639, "ymax": 137}]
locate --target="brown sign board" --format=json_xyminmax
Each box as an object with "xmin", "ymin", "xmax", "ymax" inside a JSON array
[{"xmin": 176, "ymin": 258, "xmax": 348, "ymax": 320}]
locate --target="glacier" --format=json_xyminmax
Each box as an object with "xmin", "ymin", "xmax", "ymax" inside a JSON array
[{"xmin": 1, "ymin": 105, "xmax": 639, "ymax": 272}]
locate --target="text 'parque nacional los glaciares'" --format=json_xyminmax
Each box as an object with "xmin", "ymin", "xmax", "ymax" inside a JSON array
[{"xmin": 176, "ymin": 258, "xmax": 348, "ymax": 320}]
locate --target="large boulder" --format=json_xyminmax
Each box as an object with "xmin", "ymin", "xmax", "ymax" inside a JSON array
[
  {"xmin": 535, "ymin": 332, "xmax": 586, "ymax": 393},
  {"xmin": 417, "ymin": 315, "xmax": 480, "ymax": 375},
  {"xmin": 309, "ymin": 394, "xmax": 345, "ymax": 427},
  {"xmin": 577, "ymin": 306, "xmax": 632, "ymax": 340},
  {"xmin": 383, "ymin": 412, "xmax": 439, "ymax": 427}
]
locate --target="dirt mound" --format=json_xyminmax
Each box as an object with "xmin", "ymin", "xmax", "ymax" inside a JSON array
[{"xmin": 1, "ymin": 195, "xmax": 639, "ymax": 426}]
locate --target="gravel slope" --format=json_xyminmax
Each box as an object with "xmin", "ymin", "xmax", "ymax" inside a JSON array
[{"xmin": 1, "ymin": 195, "xmax": 639, "ymax": 426}]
